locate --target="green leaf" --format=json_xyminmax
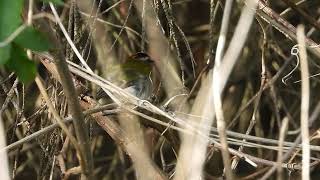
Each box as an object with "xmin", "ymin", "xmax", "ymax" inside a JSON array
[
  {"xmin": 0, "ymin": 44, "xmax": 11, "ymax": 64},
  {"xmin": 39, "ymin": 0, "xmax": 64, "ymax": 5},
  {"xmin": 0, "ymin": 0, "xmax": 23, "ymax": 40},
  {"xmin": 14, "ymin": 26, "xmax": 52, "ymax": 51},
  {"xmin": 6, "ymin": 45, "xmax": 37, "ymax": 84},
  {"xmin": 0, "ymin": 0, "xmax": 23, "ymax": 65}
]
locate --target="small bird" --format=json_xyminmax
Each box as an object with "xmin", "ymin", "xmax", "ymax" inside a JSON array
[{"xmin": 96, "ymin": 52, "xmax": 154, "ymax": 100}]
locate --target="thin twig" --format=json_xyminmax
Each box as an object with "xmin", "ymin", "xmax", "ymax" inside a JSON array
[
  {"xmin": 0, "ymin": 104, "xmax": 10, "ymax": 180},
  {"xmin": 35, "ymin": 76, "xmax": 81, "ymax": 158},
  {"xmin": 0, "ymin": 24, "xmax": 27, "ymax": 48},
  {"xmin": 297, "ymin": 25, "xmax": 310, "ymax": 180},
  {"xmin": 212, "ymin": 0, "xmax": 234, "ymax": 178},
  {"xmin": 48, "ymin": 3, "xmax": 94, "ymax": 178},
  {"xmin": 280, "ymin": 0, "xmax": 320, "ymax": 32},
  {"xmin": 256, "ymin": 0, "xmax": 320, "ymax": 59},
  {"xmin": 276, "ymin": 117, "xmax": 289, "ymax": 180}
]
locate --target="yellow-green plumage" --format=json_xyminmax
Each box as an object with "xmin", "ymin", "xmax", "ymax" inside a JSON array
[{"xmin": 97, "ymin": 52, "xmax": 154, "ymax": 100}]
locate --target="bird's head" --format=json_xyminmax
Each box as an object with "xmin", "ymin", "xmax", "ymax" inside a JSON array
[{"xmin": 122, "ymin": 52, "xmax": 154, "ymax": 77}]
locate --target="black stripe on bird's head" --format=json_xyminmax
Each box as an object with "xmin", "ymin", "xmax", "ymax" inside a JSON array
[{"xmin": 129, "ymin": 52, "xmax": 153, "ymax": 64}]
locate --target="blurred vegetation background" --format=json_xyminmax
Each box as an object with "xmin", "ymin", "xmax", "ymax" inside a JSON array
[{"xmin": 1, "ymin": 0, "xmax": 320, "ymax": 179}]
